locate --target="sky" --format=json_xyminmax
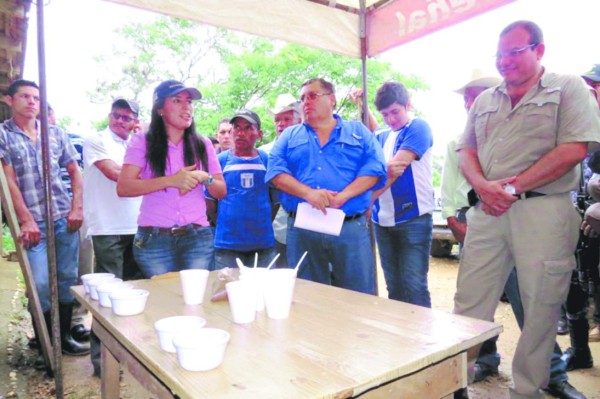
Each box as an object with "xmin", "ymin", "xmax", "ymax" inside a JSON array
[{"xmin": 23, "ymin": 0, "xmax": 600, "ymax": 156}]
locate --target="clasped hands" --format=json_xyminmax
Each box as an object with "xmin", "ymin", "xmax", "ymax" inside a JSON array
[
  {"xmin": 173, "ymin": 165, "xmax": 210, "ymax": 195},
  {"xmin": 476, "ymin": 176, "xmax": 518, "ymax": 217},
  {"xmin": 305, "ymin": 189, "xmax": 348, "ymax": 214}
]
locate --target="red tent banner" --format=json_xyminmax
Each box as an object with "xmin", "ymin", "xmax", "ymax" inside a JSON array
[{"xmin": 367, "ymin": 0, "xmax": 517, "ymax": 56}]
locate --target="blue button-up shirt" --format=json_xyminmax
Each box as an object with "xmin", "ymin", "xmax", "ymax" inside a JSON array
[
  {"xmin": 0, "ymin": 118, "xmax": 78, "ymax": 222},
  {"xmin": 266, "ymin": 114, "xmax": 386, "ymax": 215}
]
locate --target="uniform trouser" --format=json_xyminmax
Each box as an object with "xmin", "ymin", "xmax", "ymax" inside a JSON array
[
  {"xmin": 453, "ymin": 194, "xmax": 579, "ymax": 399},
  {"xmin": 72, "ymin": 226, "xmax": 94, "ymax": 326}
]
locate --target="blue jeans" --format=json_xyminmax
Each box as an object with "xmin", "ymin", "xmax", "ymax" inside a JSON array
[
  {"xmin": 214, "ymin": 247, "xmax": 277, "ymax": 271},
  {"xmin": 27, "ymin": 218, "xmax": 79, "ymax": 312},
  {"xmin": 287, "ymin": 214, "xmax": 375, "ymax": 294},
  {"xmin": 375, "ymin": 213, "xmax": 432, "ymax": 307},
  {"xmin": 133, "ymin": 225, "xmax": 214, "ymax": 278},
  {"xmin": 501, "ymin": 269, "xmax": 567, "ymax": 386}
]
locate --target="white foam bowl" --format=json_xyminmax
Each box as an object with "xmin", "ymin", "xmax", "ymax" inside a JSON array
[
  {"xmin": 154, "ymin": 316, "xmax": 207, "ymax": 353},
  {"xmin": 173, "ymin": 328, "xmax": 230, "ymax": 371},
  {"xmin": 89, "ymin": 277, "xmax": 122, "ymax": 301},
  {"xmin": 110, "ymin": 289, "xmax": 149, "ymax": 316},
  {"xmin": 97, "ymin": 282, "xmax": 133, "ymax": 308},
  {"xmin": 81, "ymin": 273, "xmax": 115, "ymax": 294}
]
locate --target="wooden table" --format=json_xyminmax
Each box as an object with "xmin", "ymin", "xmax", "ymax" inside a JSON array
[{"xmin": 71, "ymin": 273, "xmax": 501, "ymax": 399}]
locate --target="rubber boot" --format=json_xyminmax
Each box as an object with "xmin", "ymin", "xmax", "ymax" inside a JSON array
[
  {"xmin": 59, "ymin": 303, "xmax": 90, "ymax": 356},
  {"xmin": 562, "ymin": 317, "xmax": 593, "ymax": 371}
]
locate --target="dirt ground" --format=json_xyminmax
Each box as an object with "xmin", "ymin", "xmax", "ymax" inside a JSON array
[{"xmin": 1, "ymin": 252, "xmax": 600, "ymax": 399}]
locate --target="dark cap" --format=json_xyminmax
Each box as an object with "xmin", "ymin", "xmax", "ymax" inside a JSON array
[
  {"xmin": 231, "ymin": 109, "xmax": 261, "ymax": 130},
  {"xmin": 582, "ymin": 64, "xmax": 600, "ymax": 83},
  {"xmin": 153, "ymin": 80, "xmax": 202, "ymax": 104},
  {"xmin": 112, "ymin": 98, "xmax": 139, "ymax": 116}
]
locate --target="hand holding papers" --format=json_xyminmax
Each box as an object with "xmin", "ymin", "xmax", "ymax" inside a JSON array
[{"xmin": 293, "ymin": 202, "xmax": 345, "ymax": 236}]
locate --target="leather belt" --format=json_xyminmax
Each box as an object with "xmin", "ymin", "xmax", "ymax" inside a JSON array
[
  {"xmin": 138, "ymin": 224, "xmax": 202, "ymax": 236},
  {"xmin": 513, "ymin": 191, "xmax": 546, "ymax": 200},
  {"xmin": 287, "ymin": 211, "xmax": 364, "ymax": 221}
]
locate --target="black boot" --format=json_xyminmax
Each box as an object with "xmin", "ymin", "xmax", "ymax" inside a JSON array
[
  {"xmin": 59, "ymin": 303, "xmax": 90, "ymax": 356},
  {"xmin": 561, "ymin": 318, "xmax": 593, "ymax": 371}
]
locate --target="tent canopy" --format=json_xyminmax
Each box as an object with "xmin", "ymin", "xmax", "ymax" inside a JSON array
[{"xmin": 104, "ymin": 0, "xmax": 515, "ymax": 58}]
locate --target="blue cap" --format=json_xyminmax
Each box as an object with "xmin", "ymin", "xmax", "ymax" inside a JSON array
[{"xmin": 153, "ymin": 80, "xmax": 202, "ymax": 104}]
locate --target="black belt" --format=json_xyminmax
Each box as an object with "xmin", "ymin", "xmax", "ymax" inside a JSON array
[
  {"xmin": 287, "ymin": 211, "xmax": 364, "ymax": 221},
  {"xmin": 512, "ymin": 191, "xmax": 546, "ymax": 200},
  {"xmin": 138, "ymin": 224, "xmax": 202, "ymax": 236}
]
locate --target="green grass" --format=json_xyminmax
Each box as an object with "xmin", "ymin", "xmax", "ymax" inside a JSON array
[{"xmin": 3, "ymin": 223, "xmax": 15, "ymax": 251}]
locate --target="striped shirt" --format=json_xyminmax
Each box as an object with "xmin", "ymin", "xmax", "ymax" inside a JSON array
[{"xmin": 0, "ymin": 118, "xmax": 78, "ymax": 222}]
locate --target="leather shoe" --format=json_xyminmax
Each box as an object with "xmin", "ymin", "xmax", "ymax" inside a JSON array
[
  {"xmin": 71, "ymin": 324, "xmax": 90, "ymax": 342},
  {"xmin": 453, "ymin": 388, "xmax": 469, "ymax": 399},
  {"xmin": 557, "ymin": 317, "xmax": 569, "ymax": 335},
  {"xmin": 544, "ymin": 381, "xmax": 586, "ymax": 399},
  {"xmin": 561, "ymin": 347, "xmax": 593, "ymax": 371},
  {"xmin": 472, "ymin": 363, "xmax": 498, "ymax": 383}
]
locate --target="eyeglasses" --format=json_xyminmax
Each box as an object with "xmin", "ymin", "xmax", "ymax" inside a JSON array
[
  {"xmin": 299, "ymin": 92, "xmax": 332, "ymax": 103},
  {"xmin": 495, "ymin": 43, "xmax": 538, "ymax": 60},
  {"xmin": 110, "ymin": 112, "xmax": 135, "ymax": 123}
]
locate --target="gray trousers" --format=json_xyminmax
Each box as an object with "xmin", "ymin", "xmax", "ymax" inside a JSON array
[{"xmin": 453, "ymin": 193, "xmax": 579, "ymax": 398}]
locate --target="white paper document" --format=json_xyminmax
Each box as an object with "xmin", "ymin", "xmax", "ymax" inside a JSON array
[{"xmin": 293, "ymin": 202, "xmax": 345, "ymax": 236}]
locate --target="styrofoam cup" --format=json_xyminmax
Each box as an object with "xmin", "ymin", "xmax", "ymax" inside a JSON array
[
  {"xmin": 179, "ymin": 269, "xmax": 210, "ymax": 305},
  {"xmin": 225, "ymin": 280, "xmax": 258, "ymax": 324},
  {"xmin": 238, "ymin": 267, "xmax": 268, "ymax": 311},
  {"xmin": 97, "ymin": 282, "xmax": 133, "ymax": 307},
  {"xmin": 263, "ymin": 268, "xmax": 297, "ymax": 320},
  {"xmin": 89, "ymin": 276, "xmax": 122, "ymax": 300},
  {"xmin": 154, "ymin": 316, "xmax": 207, "ymax": 353},
  {"xmin": 81, "ymin": 273, "xmax": 114, "ymax": 294},
  {"xmin": 173, "ymin": 328, "xmax": 230, "ymax": 371},
  {"xmin": 110, "ymin": 289, "xmax": 149, "ymax": 316}
]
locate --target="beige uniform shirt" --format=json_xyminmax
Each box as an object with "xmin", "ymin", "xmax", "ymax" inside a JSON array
[{"xmin": 457, "ymin": 71, "xmax": 600, "ymax": 194}]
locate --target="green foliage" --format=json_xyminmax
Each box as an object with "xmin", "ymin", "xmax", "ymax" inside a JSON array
[
  {"xmin": 3, "ymin": 224, "xmax": 15, "ymax": 251},
  {"xmin": 90, "ymin": 16, "xmax": 430, "ymax": 145},
  {"xmin": 432, "ymin": 153, "xmax": 444, "ymax": 188}
]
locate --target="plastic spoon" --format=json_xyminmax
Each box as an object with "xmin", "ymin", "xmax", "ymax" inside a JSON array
[
  {"xmin": 236, "ymin": 258, "xmax": 250, "ymax": 271},
  {"xmin": 294, "ymin": 251, "xmax": 308, "ymax": 274},
  {"xmin": 266, "ymin": 253, "xmax": 280, "ymax": 270},
  {"xmin": 254, "ymin": 252, "xmax": 258, "ymax": 268}
]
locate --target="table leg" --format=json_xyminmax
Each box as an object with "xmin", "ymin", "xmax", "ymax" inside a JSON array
[{"xmin": 101, "ymin": 340, "xmax": 120, "ymax": 399}]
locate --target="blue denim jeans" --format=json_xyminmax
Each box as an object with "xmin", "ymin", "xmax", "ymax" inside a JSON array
[
  {"xmin": 502, "ymin": 268, "xmax": 567, "ymax": 386},
  {"xmin": 26, "ymin": 218, "xmax": 79, "ymax": 312},
  {"xmin": 375, "ymin": 213, "xmax": 432, "ymax": 307},
  {"xmin": 214, "ymin": 247, "xmax": 277, "ymax": 271},
  {"xmin": 133, "ymin": 225, "xmax": 214, "ymax": 278},
  {"xmin": 287, "ymin": 214, "xmax": 375, "ymax": 294}
]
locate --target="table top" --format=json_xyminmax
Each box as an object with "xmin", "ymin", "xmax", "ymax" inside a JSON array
[{"xmin": 72, "ymin": 272, "xmax": 501, "ymax": 399}]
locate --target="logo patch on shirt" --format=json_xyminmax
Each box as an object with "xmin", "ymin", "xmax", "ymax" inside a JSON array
[{"xmin": 240, "ymin": 172, "xmax": 254, "ymax": 188}]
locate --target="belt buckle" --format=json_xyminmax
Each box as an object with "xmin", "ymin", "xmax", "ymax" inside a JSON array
[{"xmin": 170, "ymin": 226, "xmax": 187, "ymax": 236}]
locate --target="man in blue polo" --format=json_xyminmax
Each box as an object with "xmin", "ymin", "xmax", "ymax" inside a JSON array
[
  {"xmin": 266, "ymin": 77, "xmax": 386, "ymax": 294},
  {"xmin": 370, "ymin": 81, "xmax": 435, "ymax": 307}
]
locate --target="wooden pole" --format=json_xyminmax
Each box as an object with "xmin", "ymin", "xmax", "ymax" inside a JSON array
[{"xmin": 36, "ymin": 1, "xmax": 64, "ymax": 396}]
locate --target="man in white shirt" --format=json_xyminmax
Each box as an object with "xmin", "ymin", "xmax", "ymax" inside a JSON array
[{"xmin": 83, "ymin": 98, "xmax": 142, "ymax": 376}]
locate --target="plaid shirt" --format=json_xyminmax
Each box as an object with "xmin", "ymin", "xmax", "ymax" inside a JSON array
[{"xmin": 0, "ymin": 118, "xmax": 78, "ymax": 222}]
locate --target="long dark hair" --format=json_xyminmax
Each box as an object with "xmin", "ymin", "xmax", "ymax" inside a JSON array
[{"xmin": 146, "ymin": 99, "xmax": 208, "ymax": 177}]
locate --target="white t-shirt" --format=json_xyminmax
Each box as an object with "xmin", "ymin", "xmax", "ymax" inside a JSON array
[{"xmin": 83, "ymin": 128, "xmax": 141, "ymax": 236}]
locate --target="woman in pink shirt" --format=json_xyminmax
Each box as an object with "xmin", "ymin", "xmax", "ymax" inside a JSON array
[{"xmin": 117, "ymin": 80, "xmax": 226, "ymax": 277}]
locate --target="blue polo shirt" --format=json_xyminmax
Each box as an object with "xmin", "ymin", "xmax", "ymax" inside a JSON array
[{"xmin": 265, "ymin": 114, "xmax": 386, "ymax": 215}]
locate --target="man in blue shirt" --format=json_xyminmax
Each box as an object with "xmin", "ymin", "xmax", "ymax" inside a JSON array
[
  {"xmin": 214, "ymin": 110, "xmax": 276, "ymax": 269},
  {"xmin": 266, "ymin": 78, "xmax": 386, "ymax": 294},
  {"xmin": 371, "ymin": 81, "xmax": 435, "ymax": 308}
]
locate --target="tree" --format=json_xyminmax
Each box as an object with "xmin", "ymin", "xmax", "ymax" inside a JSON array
[{"xmin": 90, "ymin": 16, "xmax": 429, "ymax": 143}]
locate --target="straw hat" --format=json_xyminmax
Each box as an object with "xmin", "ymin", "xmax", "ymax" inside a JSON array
[
  {"xmin": 269, "ymin": 93, "xmax": 300, "ymax": 116},
  {"xmin": 454, "ymin": 69, "xmax": 502, "ymax": 95}
]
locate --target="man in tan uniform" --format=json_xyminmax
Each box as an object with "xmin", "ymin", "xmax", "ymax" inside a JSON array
[{"xmin": 453, "ymin": 20, "xmax": 600, "ymax": 399}]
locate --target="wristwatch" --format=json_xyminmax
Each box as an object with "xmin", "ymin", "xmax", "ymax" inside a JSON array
[
  {"xmin": 204, "ymin": 174, "xmax": 214, "ymax": 186},
  {"xmin": 503, "ymin": 183, "xmax": 516, "ymax": 195}
]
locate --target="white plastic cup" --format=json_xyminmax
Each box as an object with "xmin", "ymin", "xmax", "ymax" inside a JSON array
[
  {"xmin": 81, "ymin": 272, "xmax": 114, "ymax": 294},
  {"xmin": 89, "ymin": 276, "xmax": 122, "ymax": 301},
  {"xmin": 179, "ymin": 269, "xmax": 210, "ymax": 305},
  {"xmin": 173, "ymin": 328, "xmax": 230, "ymax": 371},
  {"xmin": 263, "ymin": 268, "xmax": 297, "ymax": 320},
  {"xmin": 225, "ymin": 280, "xmax": 258, "ymax": 324},
  {"xmin": 154, "ymin": 316, "xmax": 207, "ymax": 353},
  {"xmin": 238, "ymin": 267, "xmax": 268, "ymax": 312},
  {"xmin": 97, "ymin": 281, "xmax": 133, "ymax": 308}
]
